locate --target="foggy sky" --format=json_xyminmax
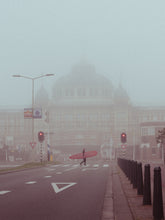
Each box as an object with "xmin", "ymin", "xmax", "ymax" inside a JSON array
[{"xmin": 1, "ymin": 0, "xmax": 165, "ymax": 107}]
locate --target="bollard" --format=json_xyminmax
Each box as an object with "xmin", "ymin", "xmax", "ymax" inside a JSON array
[
  {"xmin": 153, "ymin": 167, "xmax": 164, "ymax": 220},
  {"xmin": 127, "ymin": 160, "xmax": 131, "ymax": 181},
  {"xmin": 143, "ymin": 164, "xmax": 151, "ymax": 205},
  {"xmin": 130, "ymin": 160, "xmax": 134, "ymax": 184},
  {"xmin": 137, "ymin": 162, "xmax": 143, "ymax": 195},
  {"xmin": 133, "ymin": 161, "xmax": 138, "ymax": 189}
]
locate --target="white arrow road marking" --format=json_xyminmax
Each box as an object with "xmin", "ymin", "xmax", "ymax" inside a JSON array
[
  {"xmin": 51, "ymin": 182, "xmax": 77, "ymax": 193},
  {"xmin": 0, "ymin": 191, "xmax": 11, "ymax": 195},
  {"xmin": 26, "ymin": 181, "xmax": 37, "ymax": 184}
]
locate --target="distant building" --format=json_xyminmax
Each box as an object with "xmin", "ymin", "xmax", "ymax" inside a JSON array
[
  {"xmin": 45, "ymin": 62, "xmax": 137, "ymax": 159},
  {"xmin": 1, "ymin": 62, "xmax": 165, "ymax": 162}
]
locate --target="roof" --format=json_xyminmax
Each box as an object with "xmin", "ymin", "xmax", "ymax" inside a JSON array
[{"xmin": 53, "ymin": 61, "xmax": 113, "ymax": 88}]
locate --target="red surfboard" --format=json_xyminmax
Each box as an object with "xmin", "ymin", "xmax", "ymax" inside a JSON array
[{"xmin": 69, "ymin": 151, "xmax": 97, "ymax": 159}]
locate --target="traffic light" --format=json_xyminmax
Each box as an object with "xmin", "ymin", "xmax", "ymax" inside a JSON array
[
  {"xmin": 121, "ymin": 132, "xmax": 127, "ymax": 143},
  {"xmin": 38, "ymin": 131, "xmax": 44, "ymax": 142}
]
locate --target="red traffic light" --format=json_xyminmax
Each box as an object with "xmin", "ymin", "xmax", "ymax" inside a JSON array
[
  {"xmin": 121, "ymin": 132, "xmax": 127, "ymax": 143},
  {"xmin": 38, "ymin": 131, "xmax": 44, "ymax": 142}
]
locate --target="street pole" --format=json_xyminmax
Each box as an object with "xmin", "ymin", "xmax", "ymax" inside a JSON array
[
  {"xmin": 32, "ymin": 79, "xmax": 34, "ymax": 145},
  {"xmin": 40, "ymin": 143, "xmax": 43, "ymax": 163},
  {"xmin": 162, "ymin": 143, "xmax": 164, "ymax": 164},
  {"xmin": 12, "ymin": 74, "xmax": 54, "ymax": 161},
  {"xmin": 133, "ymin": 135, "xmax": 135, "ymax": 160}
]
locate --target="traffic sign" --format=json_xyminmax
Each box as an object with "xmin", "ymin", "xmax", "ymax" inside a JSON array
[
  {"xmin": 121, "ymin": 144, "xmax": 126, "ymax": 149},
  {"xmin": 30, "ymin": 142, "xmax": 37, "ymax": 149}
]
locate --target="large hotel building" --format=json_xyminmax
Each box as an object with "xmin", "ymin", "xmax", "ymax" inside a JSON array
[{"xmin": 0, "ymin": 62, "xmax": 165, "ymax": 162}]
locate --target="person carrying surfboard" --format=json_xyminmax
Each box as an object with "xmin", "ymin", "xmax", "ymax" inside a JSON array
[{"xmin": 80, "ymin": 148, "xmax": 86, "ymax": 166}]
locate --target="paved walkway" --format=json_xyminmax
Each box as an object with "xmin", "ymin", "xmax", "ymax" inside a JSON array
[{"xmin": 101, "ymin": 160, "xmax": 163, "ymax": 220}]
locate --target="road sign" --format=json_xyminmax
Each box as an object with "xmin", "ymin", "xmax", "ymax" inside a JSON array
[
  {"xmin": 30, "ymin": 142, "xmax": 37, "ymax": 149},
  {"xmin": 24, "ymin": 108, "xmax": 33, "ymax": 118},
  {"xmin": 121, "ymin": 144, "xmax": 126, "ymax": 149},
  {"xmin": 33, "ymin": 108, "xmax": 42, "ymax": 119}
]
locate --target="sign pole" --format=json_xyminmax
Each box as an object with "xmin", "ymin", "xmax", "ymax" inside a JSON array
[{"xmin": 40, "ymin": 143, "xmax": 43, "ymax": 163}]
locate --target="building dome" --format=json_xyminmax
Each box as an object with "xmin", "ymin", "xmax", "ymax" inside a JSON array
[{"xmin": 52, "ymin": 62, "xmax": 114, "ymax": 105}]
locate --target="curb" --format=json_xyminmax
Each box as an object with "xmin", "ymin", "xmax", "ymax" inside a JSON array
[{"xmin": 102, "ymin": 162, "xmax": 114, "ymax": 220}]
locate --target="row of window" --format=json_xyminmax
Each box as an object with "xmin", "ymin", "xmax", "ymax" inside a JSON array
[
  {"xmin": 140, "ymin": 114, "xmax": 165, "ymax": 122},
  {"xmin": 51, "ymin": 121, "xmax": 111, "ymax": 129},
  {"xmin": 52, "ymin": 114, "xmax": 112, "ymax": 121},
  {"xmin": 141, "ymin": 127, "xmax": 155, "ymax": 136},
  {"xmin": 54, "ymin": 88, "xmax": 112, "ymax": 97}
]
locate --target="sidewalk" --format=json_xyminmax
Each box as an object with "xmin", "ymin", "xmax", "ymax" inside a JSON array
[
  {"xmin": 102, "ymin": 160, "xmax": 157, "ymax": 220},
  {"xmin": 117, "ymin": 164, "xmax": 153, "ymax": 220},
  {"xmin": 0, "ymin": 161, "xmax": 25, "ymax": 168}
]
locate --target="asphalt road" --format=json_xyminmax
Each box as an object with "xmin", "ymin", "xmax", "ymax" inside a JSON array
[{"xmin": 0, "ymin": 160, "xmax": 109, "ymax": 220}]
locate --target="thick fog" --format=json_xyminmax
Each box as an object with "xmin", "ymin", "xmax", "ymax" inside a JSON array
[{"xmin": 0, "ymin": 0, "xmax": 165, "ymax": 107}]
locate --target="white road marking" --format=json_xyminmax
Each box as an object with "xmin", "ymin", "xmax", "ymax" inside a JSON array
[
  {"xmin": 80, "ymin": 164, "xmax": 90, "ymax": 168},
  {"xmin": 64, "ymin": 167, "xmax": 78, "ymax": 172},
  {"xmin": 44, "ymin": 176, "xmax": 52, "ymax": 178},
  {"xmin": 93, "ymin": 164, "xmax": 99, "ymax": 167},
  {"xmin": 48, "ymin": 168, "xmax": 56, "ymax": 172},
  {"xmin": 84, "ymin": 164, "xmax": 90, "ymax": 167},
  {"xmin": 56, "ymin": 172, "xmax": 62, "ymax": 174},
  {"xmin": 72, "ymin": 164, "xmax": 79, "ymax": 167},
  {"xmin": 26, "ymin": 181, "xmax": 36, "ymax": 184},
  {"xmin": 51, "ymin": 182, "xmax": 77, "ymax": 193},
  {"xmin": 0, "ymin": 191, "xmax": 11, "ymax": 195},
  {"xmin": 103, "ymin": 164, "xmax": 109, "ymax": 167},
  {"xmin": 63, "ymin": 164, "xmax": 70, "ymax": 167},
  {"xmin": 82, "ymin": 168, "xmax": 98, "ymax": 172}
]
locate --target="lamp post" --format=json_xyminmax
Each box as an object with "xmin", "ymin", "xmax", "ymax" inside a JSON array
[{"xmin": 13, "ymin": 74, "xmax": 54, "ymax": 160}]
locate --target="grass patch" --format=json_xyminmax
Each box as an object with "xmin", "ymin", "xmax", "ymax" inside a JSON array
[{"xmin": 0, "ymin": 161, "xmax": 60, "ymax": 174}]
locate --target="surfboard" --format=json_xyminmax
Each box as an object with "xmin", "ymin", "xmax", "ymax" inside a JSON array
[{"xmin": 69, "ymin": 151, "xmax": 97, "ymax": 159}]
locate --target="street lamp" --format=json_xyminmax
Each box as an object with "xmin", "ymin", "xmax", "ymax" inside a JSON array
[{"xmin": 12, "ymin": 74, "xmax": 54, "ymax": 156}]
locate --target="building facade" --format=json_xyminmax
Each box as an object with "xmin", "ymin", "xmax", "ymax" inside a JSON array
[{"xmin": 0, "ymin": 62, "xmax": 165, "ymax": 162}]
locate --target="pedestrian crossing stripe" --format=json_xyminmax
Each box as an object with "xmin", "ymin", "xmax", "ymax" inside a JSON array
[
  {"xmin": 103, "ymin": 164, "xmax": 109, "ymax": 167},
  {"xmin": 50, "ymin": 164, "xmax": 109, "ymax": 169},
  {"xmin": 93, "ymin": 164, "xmax": 99, "ymax": 167}
]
